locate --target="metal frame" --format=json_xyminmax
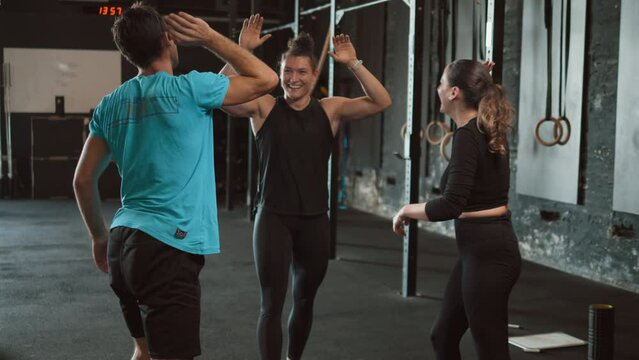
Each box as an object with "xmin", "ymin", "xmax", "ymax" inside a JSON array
[
  {"xmin": 399, "ymin": 0, "xmax": 424, "ymax": 297},
  {"xmin": 1, "ymin": 62, "xmax": 13, "ymax": 198},
  {"xmin": 486, "ymin": 0, "xmax": 495, "ymax": 62},
  {"xmin": 335, "ymin": 0, "xmax": 392, "ymax": 23},
  {"xmin": 1, "ymin": 63, "xmax": 5, "ymax": 190}
]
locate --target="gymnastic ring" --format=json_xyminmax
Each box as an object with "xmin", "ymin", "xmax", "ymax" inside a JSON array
[
  {"xmin": 556, "ymin": 116, "xmax": 571, "ymax": 145},
  {"xmin": 534, "ymin": 116, "xmax": 563, "ymax": 146},
  {"xmin": 439, "ymin": 131, "xmax": 454, "ymax": 161},
  {"xmin": 400, "ymin": 123, "xmax": 425, "ymax": 141},
  {"xmin": 425, "ymin": 121, "xmax": 451, "ymax": 145}
]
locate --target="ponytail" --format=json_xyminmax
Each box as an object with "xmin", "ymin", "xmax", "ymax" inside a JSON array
[
  {"xmin": 446, "ymin": 59, "xmax": 515, "ymax": 155},
  {"xmin": 478, "ymin": 84, "xmax": 514, "ymax": 155}
]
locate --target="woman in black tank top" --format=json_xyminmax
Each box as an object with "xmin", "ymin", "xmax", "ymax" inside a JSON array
[
  {"xmin": 392, "ymin": 60, "xmax": 521, "ymax": 360},
  {"xmin": 220, "ymin": 15, "xmax": 392, "ymax": 360}
]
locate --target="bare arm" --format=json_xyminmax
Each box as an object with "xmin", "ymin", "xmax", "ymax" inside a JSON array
[
  {"xmin": 73, "ymin": 136, "xmax": 111, "ymax": 273},
  {"xmin": 219, "ymin": 14, "xmax": 275, "ymax": 118},
  {"xmin": 165, "ymin": 12, "xmax": 278, "ymax": 106},
  {"xmin": 392, "ymin": 203, "xmax": 429, "ymax": 236},
  {"xmin": 322, "ymin": 34, "xmax": 392, "ymax": 123}
]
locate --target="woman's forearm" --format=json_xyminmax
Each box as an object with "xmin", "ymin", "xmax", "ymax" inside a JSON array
[{"xmin": 400, "ymin": 202, "xmax": 430, "ymax": 221}]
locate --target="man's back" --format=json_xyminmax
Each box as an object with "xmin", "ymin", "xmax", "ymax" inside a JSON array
[{"xmin": 89, "ymin": 70, "xmax": 229, "ymax": 254}]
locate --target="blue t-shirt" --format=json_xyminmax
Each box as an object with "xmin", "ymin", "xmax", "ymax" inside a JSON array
[{"xmin": 89, "ymin": 70, "xmax": 229, "ymax": 255}]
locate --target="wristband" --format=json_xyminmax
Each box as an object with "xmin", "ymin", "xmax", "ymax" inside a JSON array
[{"xmin": 348, "ymin": 59, "xmax": 363, "ymax": 72}]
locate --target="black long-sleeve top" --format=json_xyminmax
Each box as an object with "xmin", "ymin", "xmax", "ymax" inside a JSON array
[{"xmin": 425, "ymin": 118, "xmax": 510, "ymax": 222}]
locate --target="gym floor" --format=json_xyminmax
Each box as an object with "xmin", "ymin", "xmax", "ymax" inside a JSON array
[{"xmin": 1, "ymin": 200, "xmax": 637, "ymax": 360}]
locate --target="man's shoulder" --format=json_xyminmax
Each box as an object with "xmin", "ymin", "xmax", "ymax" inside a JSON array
[
  {"xmin": 174, "ymin": 71, "xmax": 229, "ymax": 92},
  {"xmin": 104, "ymin": 77, "xmax": 137, "ymax": 99},
  {"xmin": 177, "ymin": 70, "xmax": 224, "ymax": 81}
]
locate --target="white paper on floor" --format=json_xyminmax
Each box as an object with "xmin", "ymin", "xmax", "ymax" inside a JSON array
[{"xmin": 508, "ymin": 331, "xmax": 587, "ymax": 352}]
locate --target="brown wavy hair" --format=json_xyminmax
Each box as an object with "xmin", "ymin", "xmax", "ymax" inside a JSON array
[{"xmin": 445, "ymin": 59, "xmax": 515, "ymax": 155}]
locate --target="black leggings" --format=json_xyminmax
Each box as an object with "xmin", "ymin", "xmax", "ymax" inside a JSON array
[
  {"xmin": 253, "ymin": 208, "xmax": 330, "ymax": 360},
  {"xmin": 431, "ymin": 214, "xmax": 521, "ymax": 360}
]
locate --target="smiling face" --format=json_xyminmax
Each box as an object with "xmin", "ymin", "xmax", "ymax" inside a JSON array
[{"xmin": 280, "ymin": 55, "xmax": 317, "ymax": 102}]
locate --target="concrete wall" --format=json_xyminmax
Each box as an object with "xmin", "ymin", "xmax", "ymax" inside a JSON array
[{"xmin": 345, "ymin": 0, "xmax": 639, "ymax": 293}]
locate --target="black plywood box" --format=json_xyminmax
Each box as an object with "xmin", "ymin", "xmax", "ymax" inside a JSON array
[
  {"xmin": 30, "ymin": 116, "xmax": 87, "ymax": 199},
  {"xmin": 31, "ymin": 116, "xmax": 86, "ymax": 158},
  {"xmin": 31, "ymin": 158, "xmax": 77, "ymax": 199}
]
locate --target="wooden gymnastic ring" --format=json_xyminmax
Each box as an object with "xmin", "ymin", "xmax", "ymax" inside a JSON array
[
  {"xmin": 439, "ymin": 131, "xmax": 454, "ymax": 161},
  {"xmin": 400, "ymin": 123, "xmax": 425, "ymax": 141},
  {"xmin": 556, "ymin": 116, "xmax": 571, "ymax": 145},
  {"xmin": 425, "ymin": 121, "xmax": 451, "ymax": 145},
  {"xmin": 534, "ymin": 116, "xmax": 563, "ymax": 146}
]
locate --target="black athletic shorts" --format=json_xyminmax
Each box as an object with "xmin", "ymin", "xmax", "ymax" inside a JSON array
[{"xmin": 108, "ymin": 226, "xmax": 205, "ymax": 359}]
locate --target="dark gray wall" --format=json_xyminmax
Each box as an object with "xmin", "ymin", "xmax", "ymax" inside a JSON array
[
  {"xmin": 345, "ymin": 0, "xmax": 639, "ymax": 293},
  {"xmin": 345, "ymin": 0, "xmax": 409, "ymax": 213},
  {"xmin": 339, "ymin": 4, "xmax": 385, "ymax": 170}
]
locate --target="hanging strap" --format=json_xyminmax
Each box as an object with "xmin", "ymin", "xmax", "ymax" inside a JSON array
[
  {"xmin": 544, "ymin": 0, "xmax": 553, "ymax": 120},
  {"xmin": 534, "ymin": 0, "xmax": 563, "ymax": 147},
  {"xmin": 471, "ymin": 0, "xmax": 484, "ymax": 61},
  {"xmin": 449, "ymin": 0, "xmax": 456, "ymax": 132},
  {"xmin": 561, "ymin": 0, "xmax": 571, "ymax": 119},
  {"xmin": 558, "ymin": 0, "xmax": 564, "ymax": 117},
  {"xmin": 557, "ymin": 0, "xmax": 572, "ymax": 145},
  {"xmin": 479, "ymin": 0, "xmax": 485, "ymax": 60},
  {"xmin": 426, "ymin": 0, "xmax": 443, "ymax": 145},
  {"xmin": 428, "ymin": 0, "xmax": 438, "ymax": 125},
  {"xmin": 436, "ymin": 0, "xmax": 448, "ymax": 123},
  {"xmin": 472, "ymin": 0, "xmax": 477, "ymax": 60},
  {"xmin": 431, "ymin": 0, "xmax": 455, "ymax": 152},
  {"xmin": 450, "ymin": 0, "xmax": 457, "ymax": 61}
]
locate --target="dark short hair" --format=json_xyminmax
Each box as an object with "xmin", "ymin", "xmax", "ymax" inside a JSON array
[
  {"xmin": 111, "ymin": 2, "xmax": 166, "ymax": 68},
  {"xmin": 279, "ymin": 32, "xmax": 318, "ymax": 71}
]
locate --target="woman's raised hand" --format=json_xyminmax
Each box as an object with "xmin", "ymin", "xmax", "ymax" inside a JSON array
[{"xmin": 239, "ymin": 14, "xmax": 272, "ymax": 51}]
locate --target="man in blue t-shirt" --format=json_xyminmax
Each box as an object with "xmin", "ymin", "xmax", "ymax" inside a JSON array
[{"xmin": 73, "ymin": 3, "xmax": 277, "ymax": 359}]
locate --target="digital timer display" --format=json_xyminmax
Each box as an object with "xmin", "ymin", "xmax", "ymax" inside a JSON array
[{"xmin": 98, "ymin": 6, "xmax": 123, "ymax": 16}]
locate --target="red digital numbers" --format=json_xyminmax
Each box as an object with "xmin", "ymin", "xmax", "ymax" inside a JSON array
[{"xmin": 98, "ymin": 6, "xmax": 123, "ymax": 16}]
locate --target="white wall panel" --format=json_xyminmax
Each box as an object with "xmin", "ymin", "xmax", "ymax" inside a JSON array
[
  {"xmin": 4, "ymin": 48, "xmax": 121, "ymax": 113},
  {"xmin": 516, "ymin": 0, "xmax": 586, "ymax": 204},
  {"xmin": 612, "ymin": 0, "xmax": 639, "ymax": 215}
]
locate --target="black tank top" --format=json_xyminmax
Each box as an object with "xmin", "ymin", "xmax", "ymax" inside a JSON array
[{"xmin": 255, "ymin": 96, "xmax": 335, "ymax": 215}]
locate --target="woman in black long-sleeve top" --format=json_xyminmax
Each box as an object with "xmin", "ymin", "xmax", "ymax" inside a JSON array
[{"xmin": 392, "ymin": 59, "xmax": 521, "ymax": 360}]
